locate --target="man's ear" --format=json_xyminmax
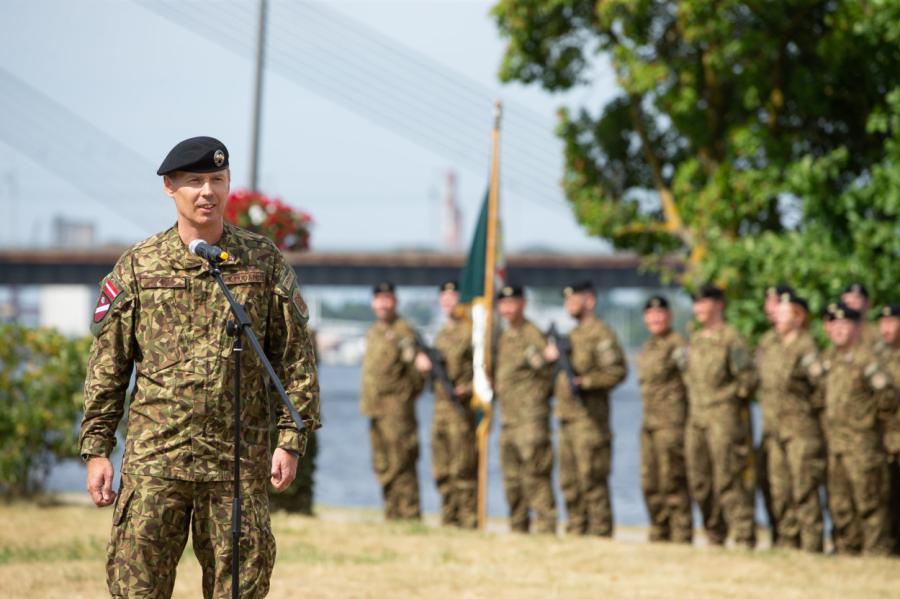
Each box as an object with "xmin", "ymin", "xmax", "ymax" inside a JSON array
[{"xmin": 162, "ymin": 173, "xmax": 177, "ymax": 198}]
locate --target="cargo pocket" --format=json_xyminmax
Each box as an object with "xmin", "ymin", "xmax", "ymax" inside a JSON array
[{"xmin": 106, "ymin": 484, "xmax": 137, "ymax": 597}]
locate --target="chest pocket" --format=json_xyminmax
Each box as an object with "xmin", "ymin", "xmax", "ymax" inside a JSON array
[
  {"xmin": 221, "ymin": 269, "xmax": 268, "ymax": 335},
  {"xmin": 137, "ymin": 275, "xmax": 189, "ymax": 373},
  {"xmin": 689, "ymin": 341, "xmax": 729, "ymax": 388}
]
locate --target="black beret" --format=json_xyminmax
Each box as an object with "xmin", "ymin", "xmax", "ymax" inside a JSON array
[
  {"xmin": 497, "ymin": 284, "xmax": 524, "ymax": 299},
  {"xmin": 373, "ymin": 281, "xmax": 396, "ymax": 295},
  {"xmin": 439, "ymin": 280, "xmax": 459, "ymax": 293},
  {"xmin": 766, "ymin": 284, "xmax": 794, "ymax": 298},
  {"xmin": 644, "ymin": 295, "xmax": 670, "ymax": 311},
  {"xmin": 880, "ymin": 304, "xmax": 900, "ymax": 318},
  {"xmin": 157, "ymin": 136, "xmax": 229, "ymax": 176},
  {"xmin": 832, "ymin": 302, "xmax": 861, "ymax": 322},
  {"xmin": 778, "ymin": 291, "xmax": 809, "ymax": 312},
  {"xmin": 843, "ymin": 282, "xmax": 869, "ymax": 298},
  {"xmin": 562, "ymin": 280, "xmax": 595, "ymax": 297},
  {"xmin": 693, "ymin": 283, "xmax": 724, "ymax": 301},
  {"xmin": 822, "ymin": 302, "xmax": 839, "ymax": 321}
]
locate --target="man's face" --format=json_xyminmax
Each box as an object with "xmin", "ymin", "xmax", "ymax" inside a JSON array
[
  {"xmin": 764, "ymin": 294, "xmax": 779, "ymax": 324},
  {"xmin": 692, "ymin": 298, "xmax": 721, "ymax": 325},
  {"xmin": 841, "ymin": 292, "xmax": 868, "ymax": 312},
  {"xmin": 828, "ymin": 319, "xmax": 858, "ymax": 348},
  {"xmin": 498, "ymin": 297, "xmax": 525, "ymax": 323},
  {"xmin": 880, "ymin": 316, "xmax": 900, "ymax": 345},
  {"xmin": 774, "ymin": 302, "xmax": 797, "ymax": 335},
  {"xmin": 371, "ymin": 292, "xmax": 397, "ymax": 322},
  {"xmin": 163, "ymin": 169, "xmax": 230, "ymax": 229},
  {"xmin": 439, "ymin": 290, "xmax": 459, "ymax": 317},
  {"xmin": 564, "ymin": 292, "xmax": 594, "ymax": 319},
  {"xmin": 643, "ymin": 307, "xmax": 671, "ymax": 336}
]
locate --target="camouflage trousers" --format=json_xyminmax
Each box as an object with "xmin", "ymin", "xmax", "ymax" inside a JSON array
[
  {"xmin": 756, "ymin": 433, "xmax": 778, "ymax": 545},
  {"xmin": 768, "ymin": 430, "xmax": 826, "ymax": 552},
  {"xmin": 559, "ymin": 417, "xmax": 612, "ymax": 537},
  {"xmin": 686, "ymin": 408, "xmax": 757, "ymax": 548},
  {"xmin": 640, "ymin": 425, "xmax": 692, "ymax": 543},
  {"xmin": 369, "ymin": 415, "xmax": 421, "ymax": 520},
  {"xmin": 828, "ymin": 450, "xmax": 892, "ymax": 556},
  {"xmin": 107, "ymin": 474, "xmax": 274, "ymax": 599},
  {"xmin": 500, "ymin": 420, "xmax": 557, "ymax": 534},
  {"xmin": 431, "ymin": 409, "xmax": 477, "ymax": 528}
]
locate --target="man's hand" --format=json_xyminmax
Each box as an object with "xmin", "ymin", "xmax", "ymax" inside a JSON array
[
  {"xmin": 86, "ymin": 457, "xmax": 116, "ymax": 507},
  {"xmin": 543, "ymin": 343, "xmax": 560, "ymax": 363},
  {"xmin": 271, "ymin": 447, "xmax": 299, "ymax": 493},
  {"xmin": 414, "ymin": 351, "xmax": 433, "ymax": 373}
]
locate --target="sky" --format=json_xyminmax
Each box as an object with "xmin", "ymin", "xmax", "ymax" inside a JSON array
[{"xmin": 0, "ymin": 0, "xmax": 619, "ymax": 252}]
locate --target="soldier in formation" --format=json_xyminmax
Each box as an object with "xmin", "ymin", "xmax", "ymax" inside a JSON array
[
  {"xmin": 80, "ymin": 136, "xmax": 320, "ymax": 598},
  {"xmin": 553, "ymin": 281, "xmax": 627, "ymax": 537},
  {"xmin": 635, "ymin": 295, "xmax": 692, "ymax": 543},
  {"xmin": 361, "ymin": 281, "xmax": 426, "ymax": 520},
  {"xmin": 876, "ymin": 304, "xmax": 900, "ymax": 554}
]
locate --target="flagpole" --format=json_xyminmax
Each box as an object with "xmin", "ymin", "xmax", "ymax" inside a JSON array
[{"xmin": 477, "ymin": 100, "xmax": 502, "ymax": 530}]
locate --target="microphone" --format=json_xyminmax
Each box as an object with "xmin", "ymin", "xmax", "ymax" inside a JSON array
[{"xmin": 189, "ymin": 239, "xmax": 229, "ymax": 263}]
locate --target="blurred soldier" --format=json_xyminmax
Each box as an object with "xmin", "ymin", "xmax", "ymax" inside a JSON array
[
  {"xmin": 636, "ymin": 295, "xmax": 692, "ymax": 543},
  {"xmin": 553, "ymin": 281, "xmax": 627, "ymax": 537},
  {"xmin": 820, "ymin": 303, "xmax": 896, "ymax": 555},
  {"xmin": 762, "ymin": 293, "xmax": 827, "ymax": 552},
  {"xmin": 755, "ymin": 284, "xmax": 791, "ymax": 546},
  {"xmin": 420, "ymin": 281, "xmax": 478, "ymax": 528},
  {"xmin": 495, "ymin": 284, "xmax": 558, "ymax": 533},
  {"xmin": 842, "ymin": 282, "xmax": 880, "ymax": 346},
  {"xmin": 876, "ymin": 304, "xmax": 900, "ymax": 554},
  {"xmin": 80, "ymin": 137, "xmax": 320, "ymax": 598},
  {"xmin": 361, "ymin": 281, "xmax": 426, "ymax": 520},
  {"xmin": 683, "ymin": 284, "xmax": 758, "ymax": 548}
]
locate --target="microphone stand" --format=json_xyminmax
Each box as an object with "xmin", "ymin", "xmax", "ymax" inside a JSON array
[{"xmin": 205, "ymin": 257, "xmax": 306, "ymax": 599}]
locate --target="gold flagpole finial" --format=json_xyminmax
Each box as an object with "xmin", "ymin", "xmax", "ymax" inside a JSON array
[{"xmin": 493, "ymin": 100, "xmax": 503, "ymax": 129}]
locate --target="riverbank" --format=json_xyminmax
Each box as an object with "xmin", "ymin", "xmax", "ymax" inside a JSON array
[{"xmin": 0, "ymin": 495, "xmax": 897, "ymax": 598}]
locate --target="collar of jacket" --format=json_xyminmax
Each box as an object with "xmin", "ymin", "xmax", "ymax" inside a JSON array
[{"xmin": 159, "ymin": 223, "xmax": 245, "ymax": 270}]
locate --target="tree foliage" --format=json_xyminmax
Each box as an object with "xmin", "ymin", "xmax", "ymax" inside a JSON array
[
  {"xmin": 0, "ymin": 325, "xmax": 92, "ymax": 496},
  {"xmin": 492, "ymin": 0, "xmax": 900, "ymax": 336}
]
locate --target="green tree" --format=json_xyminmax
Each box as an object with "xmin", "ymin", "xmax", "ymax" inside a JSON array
[
  {"xmin": 0, "ymin": 325, "xmax": 92, "ymax": 496},
  {"xmin": 492, "ymin": 0, "xmax": 900, "ymax": 336}
]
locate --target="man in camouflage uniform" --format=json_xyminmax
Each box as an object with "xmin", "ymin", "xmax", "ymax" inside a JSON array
[
  {"xmin": 876, "ymin": 304, "xmax": 900, "ymax": 554},
  {"xmin": 760, "ymin": 292, "xmax": 826, "ymax": 552},
  {"xmin": 419, "ymin": 281, "xmax": 477, "ymax": 528},
  {"xmin": 682, "ymin": 284, "xmax": 758, "ymax": 548},
  {"xmin": 80, "ymin": 137, "xmax": 320, "ymax": 599},
  {"xmin": 755, "ymin": 284, "xmax": 791, "ymax": 545},
  {"xmin": 554, "ymin": 281, "xmax": 627, "ymax": 537},
  {"xmin": 361, "ymin": 281, "xmax": 426, "ymax": 520},
  {"xmin": 842, "ymin": 282, "xmax": 880, "ymax": 346},
  {"xmin": 820, "ymin": 302, "xmax": 895, "ymax": 555},
  {"xmin": 636, "ymin": 295, "xmax": 692, "ymax": 543},
  {"xmin": 495, "ymin": 284, "xmax": 557, "ymax": 534}
]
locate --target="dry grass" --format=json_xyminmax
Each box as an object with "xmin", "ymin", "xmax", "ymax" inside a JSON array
[{"xmin": 1, "ymin": 495, "xmax": 898, "ymax": 598}]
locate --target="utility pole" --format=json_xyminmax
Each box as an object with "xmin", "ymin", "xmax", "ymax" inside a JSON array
[{"xmin": 249, "ymin": 0, "xmax": 269, "ymax": 192}]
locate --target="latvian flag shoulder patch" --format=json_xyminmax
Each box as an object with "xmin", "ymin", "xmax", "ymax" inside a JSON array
[{"xmin": 91, "ymin": 275, "xmax": 126, "ymax": 336}]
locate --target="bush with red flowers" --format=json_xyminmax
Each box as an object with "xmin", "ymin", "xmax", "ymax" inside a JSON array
[{"xmin": 224, "ymin": 189, "xmax": 313, "ymax": 251}]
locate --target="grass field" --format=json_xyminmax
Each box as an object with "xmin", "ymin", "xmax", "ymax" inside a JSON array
[{"xmin": 1, "ymin": 495, "xmax": 898, "ymax": 598}]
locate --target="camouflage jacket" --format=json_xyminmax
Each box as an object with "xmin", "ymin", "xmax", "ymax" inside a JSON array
[
  {"xmin": 432, "ymin": 317, "xmax": 474, "ymax": 420},
  {"xmin": 80, "ymin": 224, "xmax": 320, "ymax": 482},
  {"xmin": 361, "ymin": 317, "xmax": 424, "ymax": 419},
  {"xmin": 874, "ymin": 341, "xmax": 900, "ymax": 453},
  {"xmin": 495, "ymin": 319, "xmax": 553, "ymax": 427},
  {"xmin": 759, "ymin": 330, "xmax": 824, "ymax": 440},
  {"xmin": 554, "ymin": 317, "xmax": 627, "ymax": 428},
  {"xmin": 636, "ymin": 329, "xmax": 687, "ymax": 431},
  {"xmin": 754, "ymin": 328, "xmax": 780, "ymax": 434},
  {"xmin": 821, "ymin": 343, "xmax": 896, "ymax": 454},
  {"xmin": 683, "ymin": 323, "xmax": 758, "ymax": 421}
]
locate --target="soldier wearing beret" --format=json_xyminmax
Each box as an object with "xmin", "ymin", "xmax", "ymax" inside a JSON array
[
  {"xmin": 361, "ymin": 281, "xmax": 427, "ymax": 520},
  {"xmin": 759, "ymin": 292, "xmax": 827, "ymax": 552},
  {"xmin": 876, "ymin": 304, "xmax": 900, "ymax": 553},
  {"xmin": 418, "ymin": 281, "xmax": 478, "ymax": 528},
  {"xmin": 636, "ymin": 295, "xmax": 692, "ymax": 543},
  {"xmin": 495, "ymin": 284, "xmax": 558, "ymax": 533},
  {"xmin": 818, "ymin": 303, "xmax": 896, "ymax": 555},
  {"xmin": 842, "ymin": 282, "xmax": 880, "ymax": 347},
  {"xmin": 554, "ymin": 281, "xmax": 627, "ymax": 537},
  {"xmin": 682, "ymin": 284, "xmax": 758, "ymax": 548},
  {"xmin": 80, "ymin": 136, "xmax": 320, "ymax": 598}
]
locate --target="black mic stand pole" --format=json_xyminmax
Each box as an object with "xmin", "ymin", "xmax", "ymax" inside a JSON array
[{"xmin": 205, "ymin": 258, "xmax": 306, "ymax": 599}]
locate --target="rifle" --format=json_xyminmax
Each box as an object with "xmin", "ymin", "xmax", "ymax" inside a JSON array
[
  {"xmin": 547, "ymin": 322, "xmax": 581, "ymax": 401},
  {"xmin": 414, "ymin": 333, "xmax": 465, "ymax": 411}
]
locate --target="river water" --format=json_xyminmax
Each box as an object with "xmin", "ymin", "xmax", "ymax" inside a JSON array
[{"xmin": 49, "ymin": 364, "xmax": 769, "ymax": 526}]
